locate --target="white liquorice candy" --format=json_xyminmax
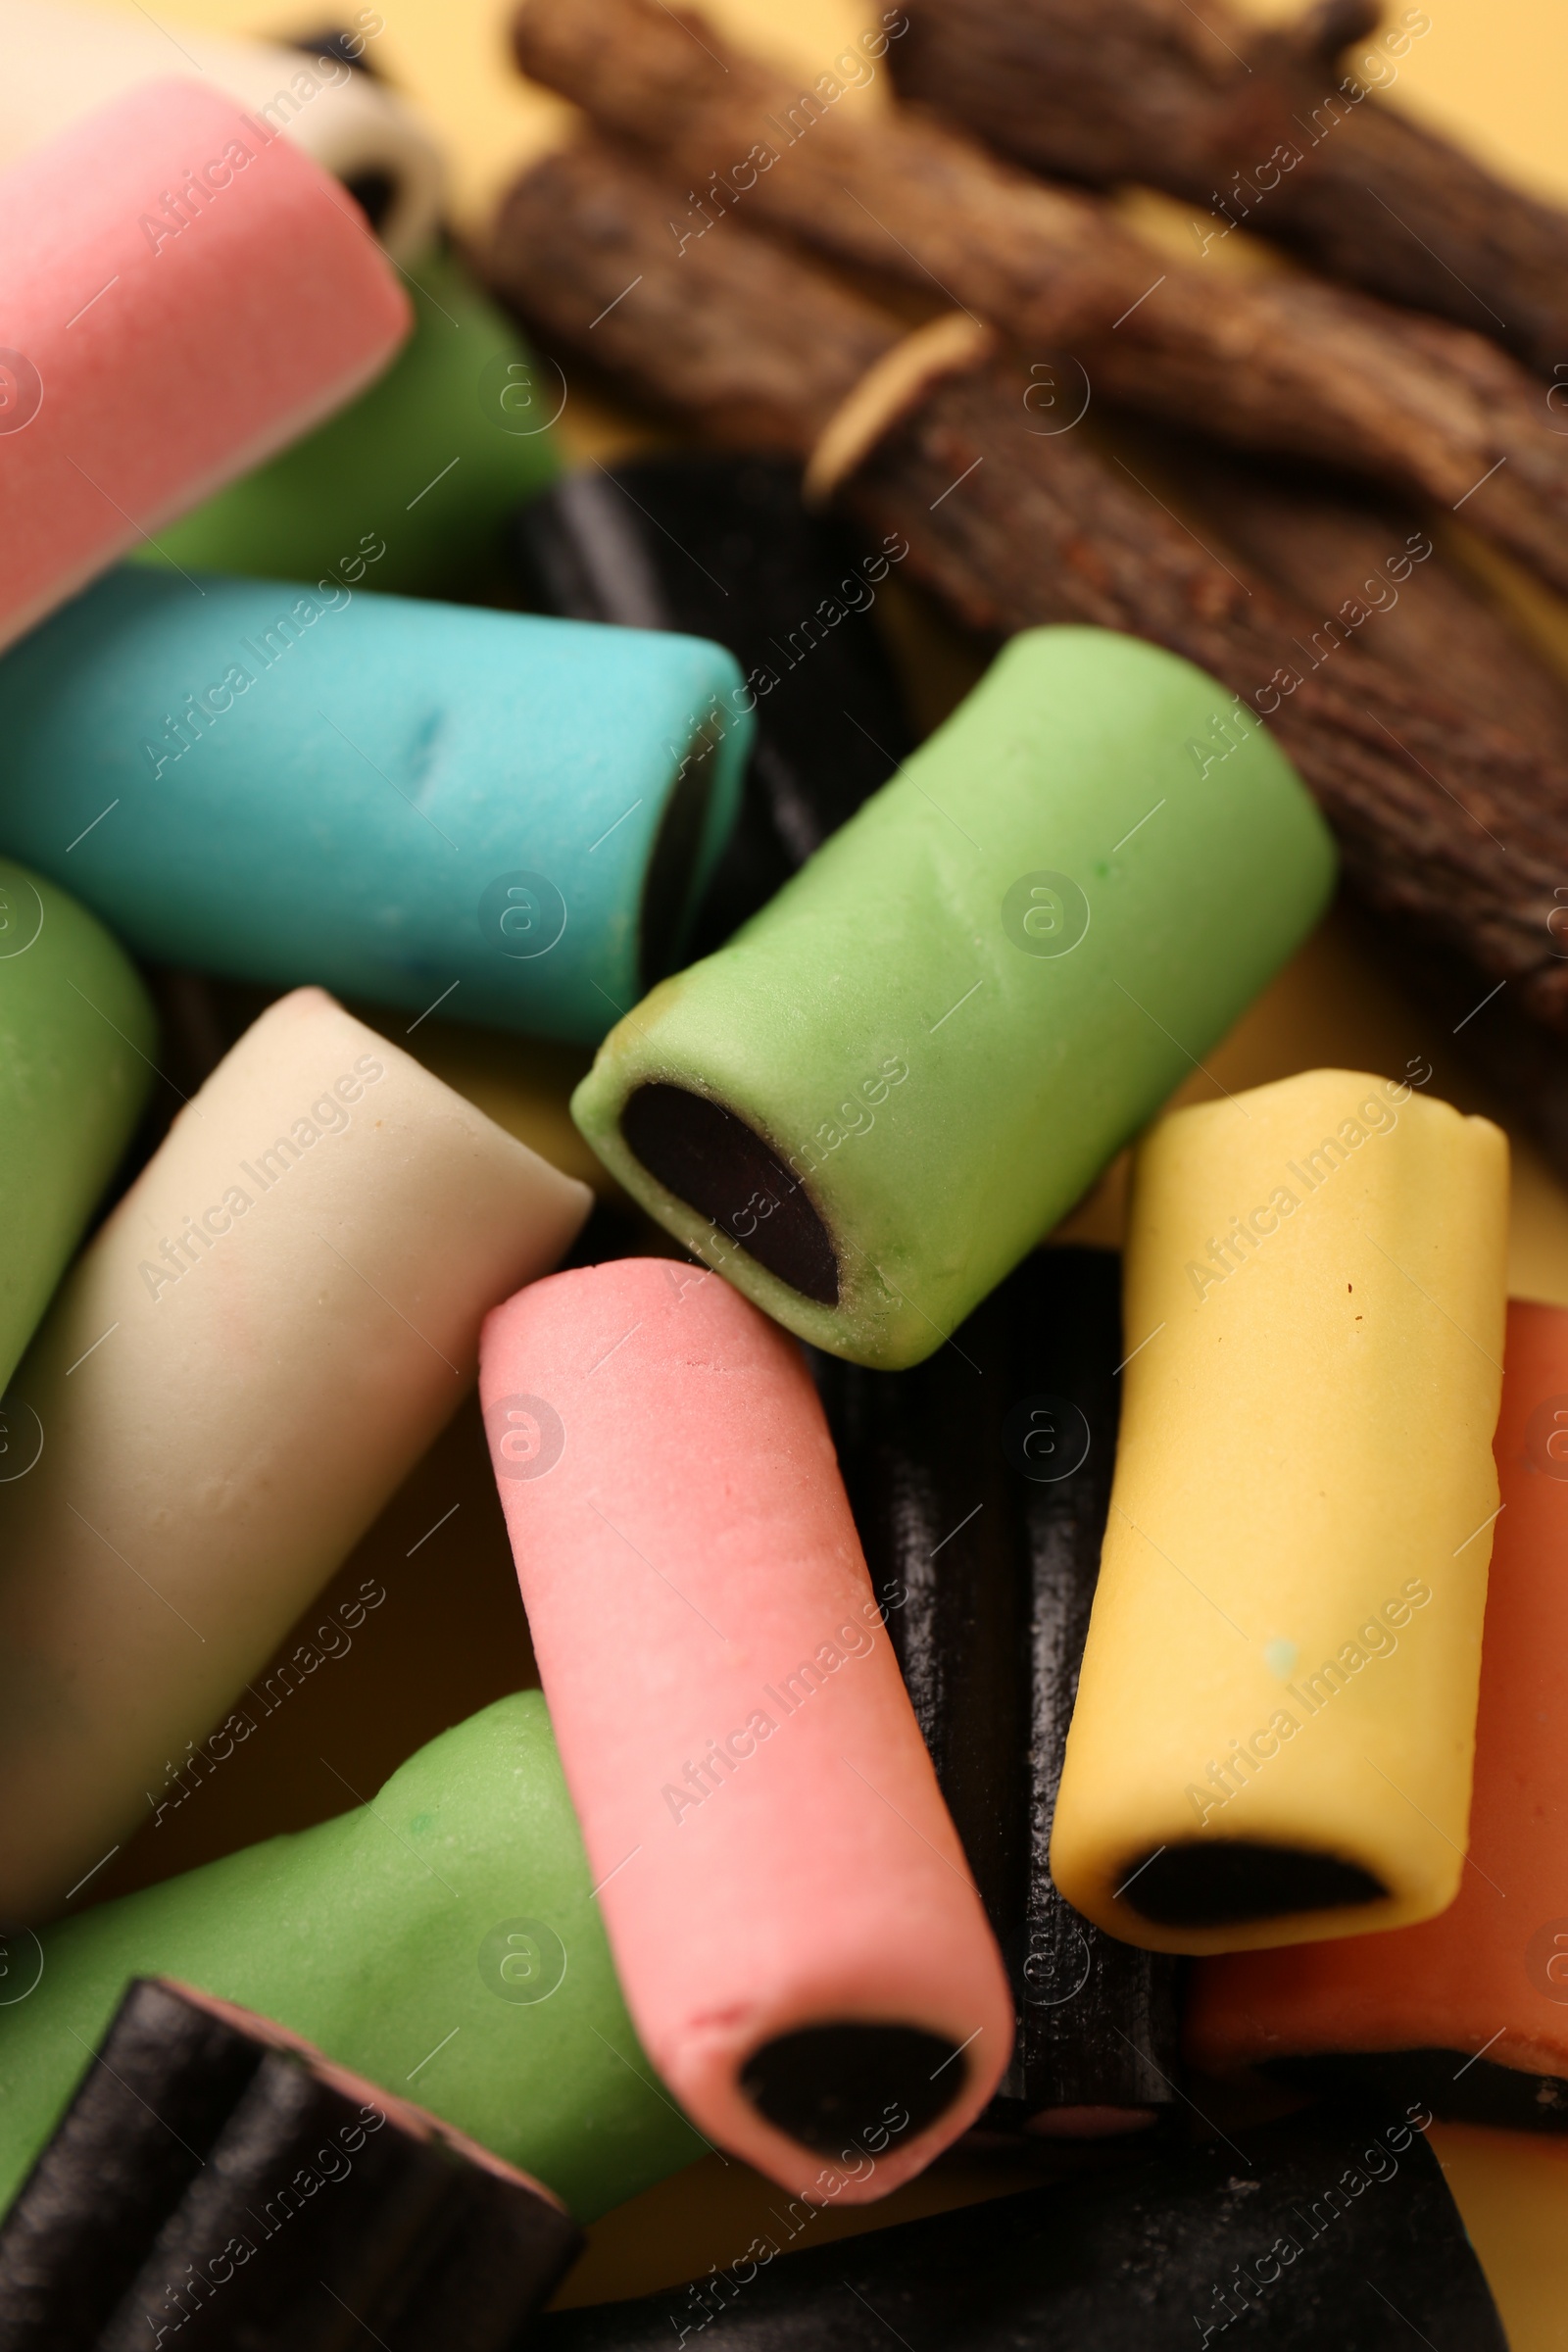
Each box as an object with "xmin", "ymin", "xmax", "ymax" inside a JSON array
[{"xmin": 0, "ymin": 988, "xmax": 589, "ymax": 1923}]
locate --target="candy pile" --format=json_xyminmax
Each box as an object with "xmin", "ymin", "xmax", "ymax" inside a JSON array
[{"xmin": 0, "ymin": 2, "xmax": 1563, "ymax": 2344}]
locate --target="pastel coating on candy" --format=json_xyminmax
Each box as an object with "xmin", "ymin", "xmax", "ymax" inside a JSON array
[
  {"xmin": 0, "ymin": 1977, "xmax": 581, "ymax": 2349},
  {"xmin": 1052, "ymin": 1068, "xmax": 1509, "ymax": 1956},
  {"xmin": 0, "ymin": 78, "xmax": 409, "ymax": 654},
  {"xmin": 536, "ymin": 2107, "xmax": 1505, "ymax": 2351},
  {"xmin": 0, "ymin": 1695, "xmax": 704, "ymax": 2226},
  {"xmin": 0, "ymin": 0, "xmax": 445, "ymax": 261},
  {"xmin": 570, "ymin": 627, "xmax": 1335, "ymax": 1368},
  {"xmin": 0, "ymin": 987, "xmax": 590, "ymax": 1924},
  {"xmin": 479, "ymin": 1258, "xmax": 1014, "ymax": 2198},
  {"xmin": 0, "ymin": 857, "xmax": 154, "ymax": 1396},
  {"xmin": 1186, "ymin": 1298, "xmax": 1568, "ymax": 2129},
  {"xmin": 0, "ymin": 568, "xmax": 749, "ymax": 1044},
  {"xmin": 816, "ymin": 1247, "xmax": 1181, "ymax": 2134},
  {"xmin": 513, "ymin": 452, "xmax": 909, "ymax": 951},
  {"xmin": 139, "ymin": 247, "xmax": 561, "ymax": 600}
]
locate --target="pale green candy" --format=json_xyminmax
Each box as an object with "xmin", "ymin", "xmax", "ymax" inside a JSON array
[
  {"xmin": 0, "ymin": 858, "xmax": 153, "ymax": 1396},
  {"xmin": 0, "ymin": 1694, "xmax": 703, "ymax": 2221},
  {"xmin": 572, "ymin": 627, "xmax": 1336, "ymax": 1368}
]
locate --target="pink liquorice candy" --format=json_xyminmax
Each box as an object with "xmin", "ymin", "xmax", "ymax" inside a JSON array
[
  {"xmin": 0, "ymin": 77, "xmax": 408, "ymax": 650},
  {"xmin": 479, "ymin": 1257, "xmax": 1013, "ymax": 2200}
]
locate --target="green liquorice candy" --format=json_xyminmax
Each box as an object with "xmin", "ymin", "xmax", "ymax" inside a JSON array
[
  {"xmin": 0, "ymin": 858, "xmax": 154, "ymax": 1396},
  {"xmin": 130, "ymin": 248, "xmax": 561, "ymax": 600},
  {"xmin": 572, "ymin": 627, "xmax": 1336, "ymax": 1368},
  {"xmin": 0, "ymin": 1695, "xmax": 703, "ymax": 2224}
]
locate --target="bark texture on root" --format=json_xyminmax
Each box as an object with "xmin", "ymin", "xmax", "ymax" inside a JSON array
[
  {"xmin": 487, "ymin": 135, "xmax": 1568, "ymax": 1048},
  {"xmin": 1172, "ymin": 444, "xmax": 1568, "ymax": 1182},
  {"xmin": 850, "ymin": 368, "xmax": 1568, "ymax": 1030},
  {"xmin": 895, "ymin": 0, "xmax": 1568, "ymax": 382}
]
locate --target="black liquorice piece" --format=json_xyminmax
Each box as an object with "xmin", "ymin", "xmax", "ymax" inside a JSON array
[
  {"xmin": 534, "ymin": 2106, "xmax": 1504, "ymax": 2351},
  {"xmin": 814, "ymin": 1247, "xmax": 1180, "ymax": 2134},
  {"xmin": 0, "ymin": 1977, "xmax": 269, "ymax": 2349},
  {"xmin": 0, "ymin": 1979, "xmax": 581, "ymax": 2352},
  {"xmin": 510, "ymin": 452, "xmax": 911, "ymax": 952}
]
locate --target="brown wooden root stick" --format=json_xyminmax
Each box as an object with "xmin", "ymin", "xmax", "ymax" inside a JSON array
[
  {"xmin": 508, "ymin": 0, "xmax": 1568, "ymax": 600},
  {"xmin": 486, "ymin": 135, "xmax": 1568, "ymax": 1045}
]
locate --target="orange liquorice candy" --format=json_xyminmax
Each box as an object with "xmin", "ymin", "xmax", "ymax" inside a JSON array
[{"xmin": 1186, "ymin": 1298, "xmax": 1568, "ymax": 2129}]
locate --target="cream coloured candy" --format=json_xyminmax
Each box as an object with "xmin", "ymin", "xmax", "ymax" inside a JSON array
[
  {"xmin": 1051, "ymin": 1068, "xmax": 1508, "ymax": 1956},
  {"xmin": 0, "ymin": 0, "xmax": 444, "ymax": 261},
  {"xmin": 479, "ymin": 1258, "xmax": 1013, "ymax": 2198},
  {"xmin": 0, "ymin": 77, "xmax": 408, "ymax": 652},
  {"xmin": 0, "ymin": 988, "xmax": 590, "ymax": 1924}
]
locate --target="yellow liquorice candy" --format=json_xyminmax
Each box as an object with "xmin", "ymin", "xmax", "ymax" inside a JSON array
[{"xmin": 1051, "ymin": 1068, "xmax": 1508, "ymax": 1956}]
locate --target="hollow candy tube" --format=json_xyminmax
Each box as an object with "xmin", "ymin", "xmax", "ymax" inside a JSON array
[
  {"xmin": 1052, "ymin": 1068, "xmax": 1508, "ymax": 1955},
  {"xmin": 0, "ymin": 570, "xmax": 748, "ymax": 1043},
  {"xmin": 0, "ymin": 77, "xmax": 408, "ymax": 651},
  {"xmin": 0, "ymin": 857, "xmax": 154, "ymax": 1395},
  {"xmin": 570, "ymin": 627, "xmax": 1334, "ymax": 1367},
  {"xmin": 479, "ymin": 1257, "xmax": 1014, "ymax": 2198},
  {"xmin": 0, "ymin": 988, "xmax": 590, "ymax": 1923},
  {"xmin": 1186, "ymin": 1298, "xmax": 1568, "ymax": 2127},
  {"xmin": 0, "ymin": 1695, "xmax": 704, "ymax": 2226}
]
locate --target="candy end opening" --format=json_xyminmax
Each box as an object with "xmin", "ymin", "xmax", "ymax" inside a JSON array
[
  {"xmin": 621, "ymin": 1082, "xmax": 840, "ymax": 1304},
  {"xmin": 1117, "ymin": 1839, "xmax": 1388, "ymax": 1928},
  {"xmin": 739, "ymin": 2022, "xmax": 963, "ymax": 2157}
]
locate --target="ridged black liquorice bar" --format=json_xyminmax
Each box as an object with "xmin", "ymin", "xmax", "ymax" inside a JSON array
[
  {"xmin": 814, "ymin": 1247, "xmax": 1180, "ymax": 2131},
  {"xmin": 511, "ymin": 451, "xmax": 911, "ymax": 950},
  {"xmin": 0, "ymin": 1977, "xmax": 269, "ymax": 2349},
  {"xmin": 534, "ymin": 2106, "xmax": 1504, "ymax": 2350},
  {"xmin": 0, "ymin": 1979, "xmax": 581, "ymax": 2352}
]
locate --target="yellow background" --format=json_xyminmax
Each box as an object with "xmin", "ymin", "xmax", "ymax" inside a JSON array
[
  {"xmin": 67, "ymin": 0, "xmax": 1568, "ymax": 2337},
  {"xmin": 92, "ymin": 0, "xmax": 1568, "ymax": 228}
]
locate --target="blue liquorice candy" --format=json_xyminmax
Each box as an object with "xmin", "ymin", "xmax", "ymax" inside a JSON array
[{"xmin": 0, "ymin": 568, "xmax": 750, "ymax": 1043}]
